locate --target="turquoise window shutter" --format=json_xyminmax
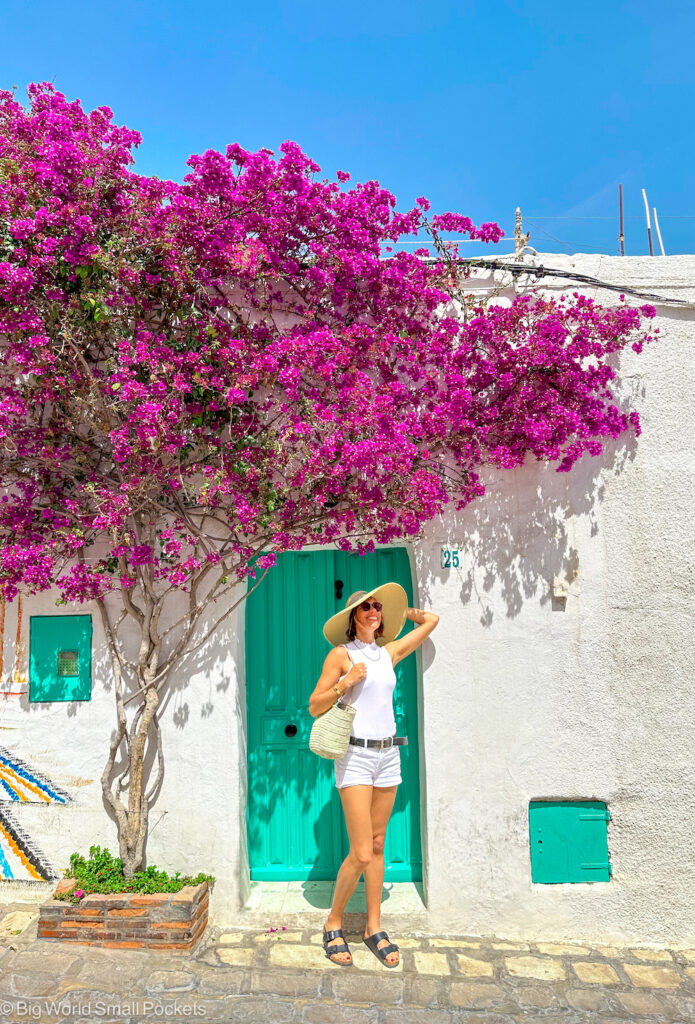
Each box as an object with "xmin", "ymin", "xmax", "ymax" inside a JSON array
[
  {"xmin": 529, "ymin": 800, "xmax": 612, "ymax": 883},
  {"xmin": 29, "ymin": 615, "xmax": 93, "ymax": 702}
]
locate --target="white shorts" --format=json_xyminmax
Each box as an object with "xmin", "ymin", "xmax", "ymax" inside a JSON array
[{"xmin": 334, "ymin": 743, "xmax": 402, "ymax": 789}]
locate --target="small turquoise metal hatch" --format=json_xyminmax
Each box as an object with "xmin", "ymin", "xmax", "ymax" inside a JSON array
[
  {"xmin": 29, "ymin": 615, "xmax": 93, "ymax": 702},
  {"xmin": 529, "ymin": 800, "xmax": 612, "ymax": 883}
]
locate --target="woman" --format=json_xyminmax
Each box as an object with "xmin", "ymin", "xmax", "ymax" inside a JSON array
[{"xmin": 309, "ymin": 581, "xmax": 439, "ymax": 967}]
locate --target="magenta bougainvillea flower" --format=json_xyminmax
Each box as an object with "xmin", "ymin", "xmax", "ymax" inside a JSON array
[
  {"xmin": 0, "ymin": 83, "xmax": 656, "ymax": 607},
  {"xmin": 0, "ymin": 83, "xmax": 656, "ymax": 874}
]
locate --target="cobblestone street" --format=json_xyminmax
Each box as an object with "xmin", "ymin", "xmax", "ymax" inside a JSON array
[{"xmin": 1, "ymin": 902, "xmax": 694, "ymax": 1023}]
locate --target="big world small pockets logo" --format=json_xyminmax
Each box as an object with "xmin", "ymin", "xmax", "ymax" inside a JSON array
[{"xmin": 0, "ymin": 999, "xmax": 208, "ymax": 1018}]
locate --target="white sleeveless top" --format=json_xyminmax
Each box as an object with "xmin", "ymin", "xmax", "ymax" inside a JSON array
[{"xmin": 339, "ymin": 639, "xmax": 397, "ymax": 739}]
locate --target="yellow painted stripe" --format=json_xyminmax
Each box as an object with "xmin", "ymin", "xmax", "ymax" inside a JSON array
[
  {"xmin": 0, "ymin": 764, "xmax": 51, "ymax": 803},
  {"xmin": 0, "ymin": 819, "xmax": 45, "ymax": 880}
]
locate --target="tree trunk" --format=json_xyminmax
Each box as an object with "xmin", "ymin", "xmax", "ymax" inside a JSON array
[
  {"xmin": 119, "ymin": 685, "xmax": 160, "ymax": 877},
  {"xmin": 96, "ymin": 550, "xmax": 270, "ymax": 878},
  {"xmin": 98, "ymin": 594, "xmax": 166, "ymax": 878}
]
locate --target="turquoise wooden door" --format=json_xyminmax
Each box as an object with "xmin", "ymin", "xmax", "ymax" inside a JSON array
[{"xmin": 245, "ymin": 547, "xmax": 421, "ymax": 881}]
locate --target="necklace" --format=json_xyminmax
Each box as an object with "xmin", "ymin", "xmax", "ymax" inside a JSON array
[{"xmin": 353, "ymin": 638, "xmax": 381, "ymax": 662}]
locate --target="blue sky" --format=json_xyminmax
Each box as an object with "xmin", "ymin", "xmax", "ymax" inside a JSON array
[{"xmin": 3, "ymin": 0, "xmax": 694, "ymax": 255}]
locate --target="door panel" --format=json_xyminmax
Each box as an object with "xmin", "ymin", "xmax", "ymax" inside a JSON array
[{"xmin": 246, "ymin": 547, "xmax": 421, "ymax": 881}]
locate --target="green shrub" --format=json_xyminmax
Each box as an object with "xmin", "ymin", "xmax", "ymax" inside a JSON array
[{"xmin": 55, "ymin": 845, "xmax": 215, "ymax": 904}]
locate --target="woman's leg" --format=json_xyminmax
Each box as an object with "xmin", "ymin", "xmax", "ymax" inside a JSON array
[
  {"xmin": 324, "ymin": 784, "xmax": 373, "ymax": 963},
  {"xmin": 363, "ymin": 784, "xmax": 399, "ymax": 964}
]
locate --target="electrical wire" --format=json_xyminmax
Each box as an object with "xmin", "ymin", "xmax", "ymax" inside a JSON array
[
  {"xmin": 526, "ymin": 220, "xmax": 621, "ymax": 255},
  {"xmin": 453, "ymin": 258, "xmax": 692, "ymax": 306},
  {"xmin": 527, "ymin": 215, "xmax": 695, "ymax": 220},
  {"xmin": 524, "ymin": 220, "xmax": 576, "ymax": 254}
]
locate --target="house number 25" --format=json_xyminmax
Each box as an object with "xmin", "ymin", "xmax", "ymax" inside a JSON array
[{"xmin": 440, "ymin": 547, "xmax": 461, "ymax": 569}]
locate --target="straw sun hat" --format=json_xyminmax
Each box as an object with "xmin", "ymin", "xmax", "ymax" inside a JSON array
[{"xmin": 322, "ymin": 582, "xmax": 408, "ymax": 648}]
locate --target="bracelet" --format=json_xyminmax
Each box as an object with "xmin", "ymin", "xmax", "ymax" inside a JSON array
[{"xmin": 333, "ymin": 683, "xmax": 344, "ymax": 697}]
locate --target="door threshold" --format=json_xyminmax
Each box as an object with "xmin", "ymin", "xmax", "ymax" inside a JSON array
[{"xmin": 240, "ymin": 880, "xmax": 426, "ymax": 924}]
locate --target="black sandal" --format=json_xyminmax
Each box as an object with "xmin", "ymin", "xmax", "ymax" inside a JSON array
[
  {"xmin": 322, "ymin": 925, "xmax": 353, "ymax": 966},
  {"xmin": 363, "ymin": 930, "xmax": 400, "ymax": 967}
]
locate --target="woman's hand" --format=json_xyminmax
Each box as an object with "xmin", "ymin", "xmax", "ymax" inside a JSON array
[
  {"xmin": 386, "ymin": 608, "xmax": 440, "ymax": 668},
  {"xmin": 343, "ymin": 662, "xmax": 367, "ymax": 689},
  {"xmin": 405, "ymin": 607, "xmax": 437, "ymax": 624},
  {"xmin": 310, "ymin": 652, "xmax": 366, "ymax": 716}
]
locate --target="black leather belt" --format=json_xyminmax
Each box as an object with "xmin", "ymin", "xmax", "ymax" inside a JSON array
[{"xmin": 349, "ymin": 735, "xmax": 408, "ymax": 749}]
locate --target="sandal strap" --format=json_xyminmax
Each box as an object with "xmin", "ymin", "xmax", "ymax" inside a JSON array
[
  {"xmin": 323, "ymin": 928, "xmax": 345, "ymax": 941},
  {"xmin": 364, "ymin": 931, "xmax": 400, "ymax": 959},
  {"xmin": 325, "ymin": 943, "xmax": 351, "ymax": 955}
]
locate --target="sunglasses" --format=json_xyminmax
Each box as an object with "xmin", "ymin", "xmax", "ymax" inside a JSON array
[{"xmin": 357, "ymin": 600, "xmax": 382, "ymax": 612}]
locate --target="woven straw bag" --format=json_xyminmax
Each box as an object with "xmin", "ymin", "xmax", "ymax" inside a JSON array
[{"xmin": 309, "ymin": 646, "xmax": 357, "ymax": 759}]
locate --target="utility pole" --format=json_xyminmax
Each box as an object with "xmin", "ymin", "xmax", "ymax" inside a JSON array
[
  {"xmin": 513, "ymin": 205, "xmax": 528, "ymax": 258},
  {"xmin": 514, "ymin": 207, "xmax": 530, "ymax": 258},
  {"xmin": 653, "ymin": 207, "xmax": 666, "ymax": 255},
  {"xmin": 642, "ymin": 189, "xmax": 654, "ymax": 256},
  {"xmin": 618, "ymin": 184, "xmax": 625, "ymax": 256}
]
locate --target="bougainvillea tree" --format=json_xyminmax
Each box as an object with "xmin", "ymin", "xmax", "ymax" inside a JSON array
[{"xmin": 0, "ymin": 84, "xmax": 656, "ymax": 874}]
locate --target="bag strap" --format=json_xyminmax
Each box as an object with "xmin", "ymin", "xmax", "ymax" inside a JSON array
[{"xmin": 340, "ymin": 644, "xmax": 355, "ymax": 707}]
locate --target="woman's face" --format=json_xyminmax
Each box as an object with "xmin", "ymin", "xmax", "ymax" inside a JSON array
[{"xmin": 354, "ymin": 600, "xmax": 382, "ymax": 633}]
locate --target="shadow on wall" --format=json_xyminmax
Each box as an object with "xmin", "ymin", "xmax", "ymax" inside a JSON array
[
  {"xmin": 0, "ymin": 340, "xmax": 646, "ymax": 874},
  {"xmin": 0, "ymin": 582, "xmax": 248, "ymax": 861},
  {"xmin": 417, "ymin": 424, "xmax": 640, "ymax": 627},
  {"xmin": 86, "ymin": 418, "xmax": 643, "ymax": 861},
  {"xmin": 97, "ymin": 596, "xmax": 243, "ymax": 853}
]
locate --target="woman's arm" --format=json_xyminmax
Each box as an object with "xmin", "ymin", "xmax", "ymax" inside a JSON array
[
  {"xmin": 308, "ymin": 647, "xmax": 365, "ymax": 717},
  {"xmin": 386, "ymin": 608, "xmax": 440, "ymax": 668}
]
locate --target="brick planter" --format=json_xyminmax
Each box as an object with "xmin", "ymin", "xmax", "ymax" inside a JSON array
[{"xmin": 37, "ymin": 878, "xmax": 209, "ymax": 953}]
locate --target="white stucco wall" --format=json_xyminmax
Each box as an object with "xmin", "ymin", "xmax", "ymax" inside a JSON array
[
  {"xmin": 415, "ymin": 253, "xmax": 695, "ymax": 945},
  {"xmin": 0, "ymin": 586, "xmax": 245, "ymax": 912},
  {"xmin": 1, "ymin": 254, "xmax": 693, "ymax": 947}
]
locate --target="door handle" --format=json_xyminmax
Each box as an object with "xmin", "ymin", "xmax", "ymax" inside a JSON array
[
  {"xmin": 284, "ymin": 724, "xmax": 297, "ymax": 738},
  {"xmin": 335, "ymin": 579, "xmax": 344, "ymax": 601}
]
